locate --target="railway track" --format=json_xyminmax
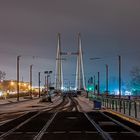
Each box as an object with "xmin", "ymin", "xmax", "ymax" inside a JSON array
[
  {"xmin": 86, "ymin": 111, "xmax": 140, "ymax": 140},
  {"xmin": 0, "ymin": 95, "xmax": 139, "ymax": 139}
]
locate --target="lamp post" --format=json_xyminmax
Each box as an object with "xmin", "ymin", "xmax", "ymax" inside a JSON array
[
  {"xmin": 90, "ymin": 57, "xmax": 101, "ymax": 96},
  {"xmin": 106, "ymin": 64, "xmax": 109, "ymax": 95},
  {"xmin": 118, "ymin": 55, "xmax": 121, "ymax": 99},
  {"xmin": 44, "ymin": 71, "xmax": 52, "ymax": 94},
  {"xmin": 17, "ymin": 55, "xmax": 21, "ymax": 101},
  {"xmin": 38, "ymin": 72, "xmax": 41, "ymax": 98},
  {"xmin": 97, "ymin": 72, "xmax": 100, "ymax": 96},
  {"xmin": 94, "ymin": 75, "xmax": 96, "ymax": 94},
  {"xmin": 44, "ymin": 75, "xmax": 47, "ymax": 93},
  {"xmin": 30, "ymin": 65, "xmax": 33, "ymax": 98}
]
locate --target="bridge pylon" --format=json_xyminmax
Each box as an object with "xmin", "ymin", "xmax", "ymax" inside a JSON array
[
  {"xmin": 55, "ymin": 33, "xmax": 63, "ymax": 90},
  {"xmin": 75, "ymin": 33, "xmax": 85, "ymax": 90},
  {"xmin": 55, "ymin": 33, "xmax": 85, "ymax": 91}
]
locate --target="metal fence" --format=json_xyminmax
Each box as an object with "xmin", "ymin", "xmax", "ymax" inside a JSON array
[{"xmin": 101, "ymin": 97, "xmax": 140, "ymax": 119}]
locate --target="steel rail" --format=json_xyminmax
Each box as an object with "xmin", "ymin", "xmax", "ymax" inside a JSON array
[
  {"xmin": 100, "ymin": 111, "xmax": 140, "ymax": 137},
  {"xmin": 33, "ymin": 112, "xmax": 57, "ymax": 140},
  {"xmin": 0, "ymin": 112, "xmax": 29, "ymax": 127},
  {"xmin": 67, "ymin": 96, "xmax": 79, "ymax": 111},
  {"xmin": 84, "ymin": 113, "xmax": 112, "ymax": 140},
  {"xmin": 60, "ymin": 96, "xmax": 79, "ymax": 112},
  {"xmin": 49, "ymin": 97, "xmax": 69, "ymax": 112},
  {"xmin": 0, "ymin": 111, "xmax": 41, "ymax": 140}
]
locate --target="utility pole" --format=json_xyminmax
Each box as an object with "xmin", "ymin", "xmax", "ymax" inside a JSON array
[
  {"xmin": 44, "ymin": 71, "xmax": 52, "ymax": 95},
  {"xmin": 17, "ymin": 55, "xmax": 21, "ymax": 101},
  {"xmin": 94, "ymin": 75, "xmax": 96, "ymax": 94},
  {"xmin": 47, "ymin": 75, "xmax": 49, "ymax": 94},
  {"xmin": 45, "ymin": 75, "xmax": 47, "ymax": 94},
  {"xmin": 69, "ymin": 81, "xmax": 71, "ymax": 90},
  {"xmin": 97, "ymin": 72, "xmax": 100, "ymax": 96},
  {"xmin": 85, "ymin": 77, "xmax": 87, "ymax": 90},
  {"xmin": 118, "ymin": 55, "xmax": 121, "ymax": 99},
  {"xmin": 106, "ymin": 64, "xmax": 109, "ymax": 95},
  {"xmin": 38, "ymin": 72, "xmax": 41, "ymax": 98},
  {"xmin": 30, "ymin": 65, "xmax": 33, "ymax": 98}
]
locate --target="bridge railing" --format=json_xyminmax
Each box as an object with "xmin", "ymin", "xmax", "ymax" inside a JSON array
[{"xmin": 102, "ymin": 97, "xmax": 140, "ymax": 118}]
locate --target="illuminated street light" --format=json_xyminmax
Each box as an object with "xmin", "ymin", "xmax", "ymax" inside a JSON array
[
  {"xmin": 24, "ymin": 83, "xmax": 27, "ymax": 87},
  {"xmin": 10, "ymin": 81, "xmax": 14, "ymax": 86}
]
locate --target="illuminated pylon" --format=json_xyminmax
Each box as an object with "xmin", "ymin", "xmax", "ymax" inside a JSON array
[
  {"xmin": 55, "ymin": 33, "xmax": 85, "ymax": 91},
  {"xmin": 55, "ymin": 33, "xmax": 63, "ymax": 90},
  {"xmin": 75, "ymin": 33, "xmax": 85, "ymax": 90}
]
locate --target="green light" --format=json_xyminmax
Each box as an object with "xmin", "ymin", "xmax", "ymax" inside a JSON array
[
  {"xmin": 87, "ymin": 86, "xmax": 94, "ymax": 91},
  {"xmin": 89, "ymin": 87, "xmax": 92, "ymax": 90}
]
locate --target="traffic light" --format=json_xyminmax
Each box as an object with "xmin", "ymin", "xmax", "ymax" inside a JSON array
[{"xmin": 87, "ymin": 85, "xmax": 94, "ymax": 91}]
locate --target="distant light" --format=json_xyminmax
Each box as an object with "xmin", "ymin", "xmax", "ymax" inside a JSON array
[
  {"xmin": 74, "ymin": 87, "xmax": 77, "ymax": 90},
  {"xmin": 24, "ymin": 83, "xmax": 27, "ymax": 86},
  {"xmin": 132, "ymin": 88, "xmax": 136, "ymax": 92},
  {"xmin": 114, "ymin": 89, "xmax": 119, "ymax": 95},
  {"xmin": 28, "ymin": 85, "xmax": 31, "ymax": 89},
  {"xmin": 89, "ymin": 87, "xmax": 92, "ymax": 90},
  {"xmin": 10, "ymin": 81, "xmax": 14, "ymax": 86},
  {"xmin": 125, "ymin": 91, "xmax": 132, "ymax": 96}
]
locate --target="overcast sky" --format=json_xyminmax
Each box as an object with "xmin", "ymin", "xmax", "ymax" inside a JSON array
[{"xmin": 0, "ymin": 0, "xmax": 140, "ymax": 89}]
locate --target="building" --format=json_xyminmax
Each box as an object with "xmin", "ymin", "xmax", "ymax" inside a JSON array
[{"xmin": 0, "ymin": 80, "xmax": 30, "ymax": 94}]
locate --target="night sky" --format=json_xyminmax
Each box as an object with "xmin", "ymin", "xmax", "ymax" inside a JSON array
[{"xmin": 0, "ymin": 0, "xmax": 140, "ymax": 90}]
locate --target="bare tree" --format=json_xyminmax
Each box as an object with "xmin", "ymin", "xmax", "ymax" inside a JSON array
[
  {"xmin": 130, "ymin": 66, "xmax": 140, "ymax": 95},
  {"xmin": 0, "ymin": 70, "xmax": 6, "ymax": 81}
]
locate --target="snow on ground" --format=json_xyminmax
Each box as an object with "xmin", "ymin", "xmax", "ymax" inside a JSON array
[
  {"xmin": 0, "ymin": 95, "xmax": 94, "ymax": 114},
  {"xmin": 76, "ymin": 96, "xmax": 93, "ymax": 112},
  {"xmin": 0, "ymin": 95, "xmax": 62, "ymax": 114},
  {"xmin": 0, "ymin": 95, "xmax": 139, "ymax": 126}
]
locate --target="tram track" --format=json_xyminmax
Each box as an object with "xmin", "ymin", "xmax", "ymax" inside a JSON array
[
  {"xmin": 64, "ymin": 96, "xmax": 79, "ymax": 112},
  {"xmin": 0, "ymin": 110, "xmax": 139, "ymax": 140},
  {"xmin": 0, "ymin": 94, "xmax": 139, "ymax": 139},
  {"xmin": 87, "ymin": 111, "xmax": 140, "ymax": 140}
]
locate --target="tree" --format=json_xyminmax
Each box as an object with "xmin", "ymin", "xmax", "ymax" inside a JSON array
[
  {"xmin": 0, "ymin": 71, "xmax": 6, "ymax": 81},
  {"xmin": 0, "ymin": 70, "xmax": 6, "ymax": 91},
  {"xmin": 130, "ymin": 66, "xmax": 140, "ymax": 95}
]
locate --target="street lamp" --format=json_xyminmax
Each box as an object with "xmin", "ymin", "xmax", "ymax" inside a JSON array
[
  {"xmin": 30, "ymin": 65, "xmax": 33, "ymax": 98},
  {"xmin": 44, "ymin": 71, "xmax": 53, "ymax": 94},
  {"xmin": 97, "ymin": 72, "xmax": 100, "ymax": 95},
  {"xmin": 118, "ymin": 55, "xmax": 121, "ymax": 99},
  {"xmin": 90, "ymin": 56, "xmax": 122, "ymax": 98},
  {"xmin": 38, "ymin": 72, "xmax": 41, "ymax": 98},
  {"xmin": 17, "ymin": 55, "xmax": 21, "ymax": 101},
  {"xmin": 105, "ymin": 64, "xmax": 109, "ymax": 95},
  {"xmin": 93, "ymin": 75, "xmax": 96, "ymax": 94},
  {"xmin": 90, "ymin": 57, "xmax": 101, "ymax": 95}
]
